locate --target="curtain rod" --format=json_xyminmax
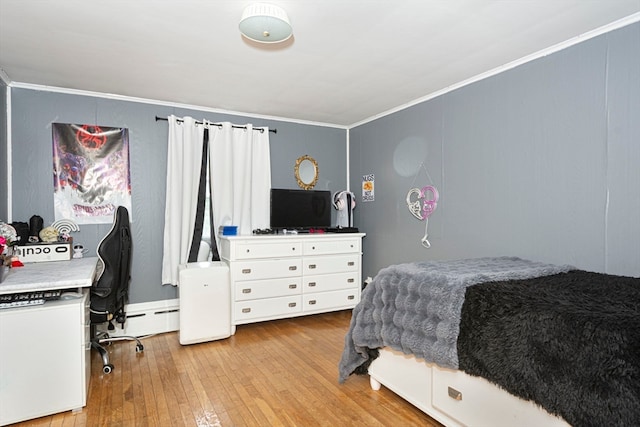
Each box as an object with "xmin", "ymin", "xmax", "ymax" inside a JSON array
[{"xmin": 155, "ymin": 116, "xmax": 277, "ymax": 134}]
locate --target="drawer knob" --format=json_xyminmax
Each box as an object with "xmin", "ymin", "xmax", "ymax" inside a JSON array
[
  {"xmin": 308, "ymin": 282, "xmax": 316, "ymax": 287},
  {"xmin": 242, "ymin": 268, "xmax": 252, "ymax": 274},
  {"xmin": 309, "ymin": 300, "xmax": 317, "ymax": 305},
  {"xmin": 242, "ymin": 288, "xmax": 252, "ymax": 294},
  {"xmin": 309, "ymin": 264, "xmax": 317, "ymax": 269},
  {"xmin": 448, "ymin": 386, "xmax": 462, "ymax": 401},
  {"xmin": 242, "ymin": 308, "xmax": 251, "ymax": 313},
  {"xmin": 347, "ymin": 278, "xmax": 354, "ymax": 283},
  {"xmin": 289, "ymin": 266, "xmax": 298, "ymax": 271},
  {"xmin": 288, "ymin": 302, "xmax": 297, "ymax": 307},
  {"xmin": 289, "ymin": 284, "xmax": 297, "ymax": 289},
  {"xmin": 348, "ymin": 261, "xmax": 355, "ymax": 266},
  {"xmin": 347, "ymin": 295, "xmax": 355, "ymax": 300}
]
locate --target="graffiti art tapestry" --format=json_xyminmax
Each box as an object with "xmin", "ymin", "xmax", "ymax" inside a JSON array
[{"xmin": 52, "ymin": 123, "xmax": 132, "ymax": 224}]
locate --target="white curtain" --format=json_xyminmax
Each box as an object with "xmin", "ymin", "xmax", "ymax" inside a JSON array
[
  {"xmin": 162, "ymin": 118, "xmax": 271, "ymax": 286},
  {"xmin": 209, "ymin": 122, "xmax": 271, "ymax": 254},
  {"xmin": 161, "ymin": 116, "xmax": 204, "ymax": 286}
]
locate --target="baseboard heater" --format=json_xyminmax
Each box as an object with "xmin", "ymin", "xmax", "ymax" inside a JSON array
[{"xmin": 99, "ymin": 298, "xmax": 180, "ymax": 337}]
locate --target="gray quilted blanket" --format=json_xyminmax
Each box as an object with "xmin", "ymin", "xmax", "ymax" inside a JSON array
[{"xmin": 338, "ymin": 256, "xmax": 572, "ymax": 383}]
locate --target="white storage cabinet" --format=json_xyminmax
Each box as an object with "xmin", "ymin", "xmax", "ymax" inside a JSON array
[
  {"xmin": 220, "ymin": 233, "xmax": 365, "ymax": 330},
  {"xmin": 0, "ymin": 292, "xmax": 90, "ymax": 426},
  {"xmin": 178, "ymin": 261, "xmax": 231, "ymax": 344}
]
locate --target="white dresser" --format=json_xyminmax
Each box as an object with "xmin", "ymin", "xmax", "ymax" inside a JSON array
[{"xmin": 220, "ymin": 233, "xmax": 365, "ymax": 330}]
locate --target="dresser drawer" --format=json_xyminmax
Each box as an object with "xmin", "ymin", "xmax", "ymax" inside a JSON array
[
  {"xmin": 303, "ymin": 238, "xmax": 360, "ymax": 255},
  {"xmin": 234, "ymin": 241, "xmax": 302, "ymax": 259},
  {"xmin": 232, "ymin": 258, "xmax": 302, "ymax": 281},
  {"xmin": 303, "ymin": 272, "xmax": 359, "ymax": 293},
  {"xmin": 303, "ymin": 288, "xmax": 359, "ymax": 312},
  {"xmin": 82, "ymin": 291, "xmax": 91, "ymax": 344},
  {"xmin": 303, "ymin": 254, "xmax": 359, "ymax": 275},
  {"xmin": 234, "ymin": 296, "xmax": 302, "ymax": 322},
  {"xmin": 431, "ymin": 366, "xmax": 568, "ymax": 427},
  {"xmin": 234, "ymin": 278, "xmax": 302, "ymax": 301}
]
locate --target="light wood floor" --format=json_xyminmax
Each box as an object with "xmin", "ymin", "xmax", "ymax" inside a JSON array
[{"xmin": 13, "ymin": 310, "xmax": 442, "ymax": 426}]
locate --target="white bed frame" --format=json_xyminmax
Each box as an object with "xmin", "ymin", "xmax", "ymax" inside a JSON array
[{"xmin": 368, "ymin": 347, "xmax": 570, "ymax": 427}]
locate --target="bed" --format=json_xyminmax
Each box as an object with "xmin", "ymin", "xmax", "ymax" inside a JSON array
[{"xmin": 338, "ymin": 257, "xmax": 640, "ymax": 427}]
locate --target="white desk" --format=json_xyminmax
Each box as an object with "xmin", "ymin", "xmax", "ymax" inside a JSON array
[
  {"xmin": 0, "ymin": 257, "xmax": 97, "ymax": 294},
  {"xmin": 0, "ymin": 258, "xmax": 97, "ymax": 426}
]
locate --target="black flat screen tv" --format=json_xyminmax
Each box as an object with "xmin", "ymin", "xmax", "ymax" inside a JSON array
[{"xmin": 270, "ymin": 188, "xmax": 331, "ymax": 230}]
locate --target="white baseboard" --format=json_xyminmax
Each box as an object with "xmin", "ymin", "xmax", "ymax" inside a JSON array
[{"xmin": 101, "ymin": 298, "xmax": 180, "ymax": 337}]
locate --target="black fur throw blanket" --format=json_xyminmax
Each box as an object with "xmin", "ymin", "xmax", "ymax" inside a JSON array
[
  {"xmin": 338, "ymin": 257, "xmax": 572, "ymax": 383},
  {"xmin": 458, "ymin": 270, "xmax": 640, "ymax": 427}
]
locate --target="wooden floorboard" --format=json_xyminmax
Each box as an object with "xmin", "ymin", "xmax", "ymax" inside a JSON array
[{"xmin": 12, "ymin": 310, "xmax": 442, "ymax": 426}]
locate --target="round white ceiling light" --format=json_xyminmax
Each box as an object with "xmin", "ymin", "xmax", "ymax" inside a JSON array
[{"xmin": 239, "ymin": 3, "xmax": 293, "ymax": 43}]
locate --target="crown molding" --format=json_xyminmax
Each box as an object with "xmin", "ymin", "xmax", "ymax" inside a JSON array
[{"xmin": 8, "ymin": 81, "xmax": 348, "ymax": 131}]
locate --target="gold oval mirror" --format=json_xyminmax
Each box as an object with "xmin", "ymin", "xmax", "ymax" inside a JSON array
[{"xmin": 294, "ymin": 155, "xmax": 318, "ymax": 190}]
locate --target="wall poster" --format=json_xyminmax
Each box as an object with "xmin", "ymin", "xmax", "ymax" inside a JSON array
[
  {"xmin": 362, "ymin": 174, "xmax": 375, "ymax": 202},
  {"xmin": 52, "ymin": 123, "xmax": 132, "ymax": 224}
]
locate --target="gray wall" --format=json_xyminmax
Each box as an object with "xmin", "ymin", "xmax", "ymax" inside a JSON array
[
  {"xmin": 350, "ymin": 22, "xmax": 640, "ymax": 280},
  {"xmin": 8, "ymin": 22, "xmax": 639, "ymax": 304},
  {"xmin": 9, "ymin": 89, "xmax": 347, "ymax": 303},
  {"xmin": 0, "ymin": 80, "xmax": 7, "ymax": 221}
]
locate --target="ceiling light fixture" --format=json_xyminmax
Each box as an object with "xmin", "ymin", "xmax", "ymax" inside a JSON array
[{"xmin": 239, "ymin": 3, "xmax": 293, "ymax": 43}]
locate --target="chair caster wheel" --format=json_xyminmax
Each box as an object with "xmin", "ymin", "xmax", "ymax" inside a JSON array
[
  {"xmin": 136, "ymin": 344, "xmax": 144, "ymax": 353},
  {"xmin": 103, "ymin": 364, "xmax": 114, "ymax": 374}
]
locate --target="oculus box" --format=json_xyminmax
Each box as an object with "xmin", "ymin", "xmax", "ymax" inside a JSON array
[{"xmin": 16, "ymin": 241, "xmax": 72, "ymax": 263}]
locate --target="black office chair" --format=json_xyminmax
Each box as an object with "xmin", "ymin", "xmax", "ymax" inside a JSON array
[{"xmin": 90, "ymin": 206, "xmax": 143, "ymax": 374}]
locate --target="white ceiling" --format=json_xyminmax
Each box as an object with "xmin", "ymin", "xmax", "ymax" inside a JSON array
[{"xmin": 1, "ymin": 1, "xmax": 639, "ymax": 128}]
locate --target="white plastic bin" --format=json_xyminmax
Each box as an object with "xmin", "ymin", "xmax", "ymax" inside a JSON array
[{"xmin": 178, "ymin": 261, "xmax": 231, "ymax": 345}]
